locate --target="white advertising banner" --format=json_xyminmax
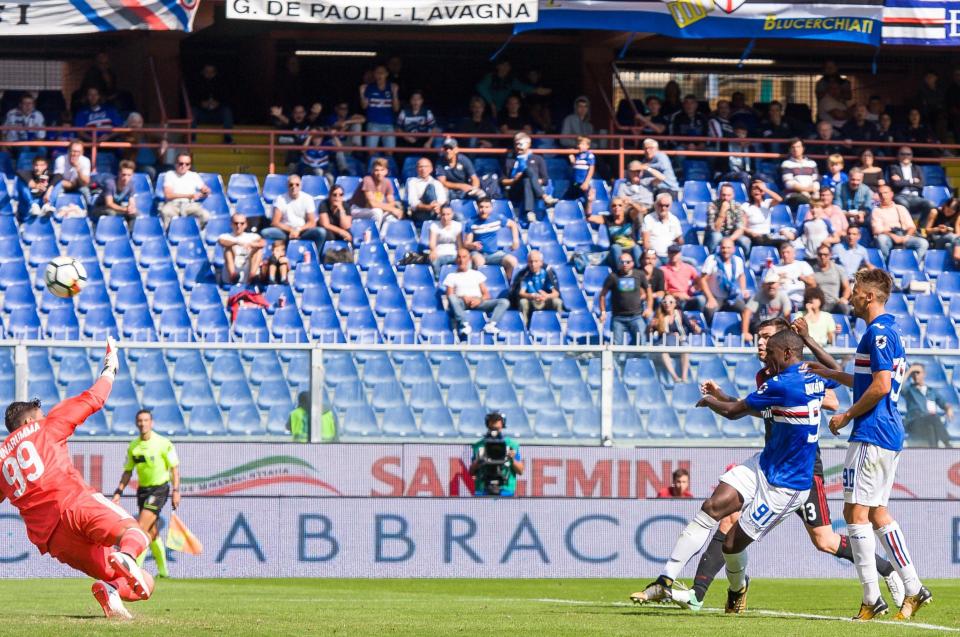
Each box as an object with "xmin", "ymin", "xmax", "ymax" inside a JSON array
[
  {"xmin": 0, "ymin": 1, "xmax": 199, "ymax": 36},
  {"xmin": 1, "ymin": 498, "xmax": 957, "ymax": 578},
  {"xmin": 225, "ymin": 0, "xmax": 538, "ymax": 25}
]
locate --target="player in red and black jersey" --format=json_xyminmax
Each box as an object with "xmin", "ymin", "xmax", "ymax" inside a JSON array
[{"xmin": 668, "ymin": 317, "xmax": 903, "ymax": 610}]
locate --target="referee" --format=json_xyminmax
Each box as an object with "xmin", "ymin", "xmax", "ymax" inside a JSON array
[{"xmin": 111, "ymin": 409, "xmax": 181, "ymax": 578}]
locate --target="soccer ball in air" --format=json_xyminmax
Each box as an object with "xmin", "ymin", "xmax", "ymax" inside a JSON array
[{"xmin": 45, "ymin": 256, "xmax": 88, "ymax": 298}]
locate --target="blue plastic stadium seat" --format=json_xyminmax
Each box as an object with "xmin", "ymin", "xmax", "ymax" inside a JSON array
[
  {"xmin": 167, "ymin": 217, "xmax": 202, "ymax": 246},
  {"xmin": 157, "ymin": 307, "xmax": 193, "ymax": 342},
  {"xmin": 913, "ymin": 293, "xmax": 945, "ymax": 322},
  {"xmin": 257, "ymin": 379, "xmax": 292, "ymax": 410},
  {"xmin": 271, "ymin": 306, "xmax": 307, "ymax": 343},
  {"xmin": 937, "ymin": 271, "xmax": 960, "ymax": 300},
  {"xmin": 225, "ymin": 403, "xmax": 264, "ymax": 436},
  {"xmin": 20, "ymin": 217, "xmax": 54, "ymax": 246},
  {"xmin": 926, "ymin": 316, "xmax": 959, "ymax": 348},
  {"xmin": 582, "ymin": 265, "xmax": 610, "ymax": 296},
  {"xmin": 100, "ymin": 237, "xmax": 135, "ymax": 269},
  {"xmin": 549, "ymin": 357, "xmax": 585, "ymax": 389},
  {"xmin": 308, "ymin": 308, "xmax": 345, "ymax": 343},
  {"xmin": 419, "ymin": 310, "xmax": 455, "ymax": 344},
  {"xmin": 188, "ymin": 404, "xmax": 227, "ymax": 435},
  {"xmin": 130, "ymin": 216, "xmax": 163, "ymax": 246},
  {"xmin": 922, "ymin": 185, "xmax": 951, "ymax": 206},
  {"xmin": 695, "ymin": 358, "xmax": 729, "ymax": 383},
  {"xmin": 529, "ymin": 311, "xmax": 562, "ymax": 345},
  {"xmin": 670, "ymin": 382, "xmax": 702, "ymax": 413},
  {"xmin": 180, "ymin": 379, "xmax": 216, "ymax": 411},
  {"xmin": 232, "ymin": 307, "xmax": 269, "ymax": 343},
  {"xmin": 684, "ymin": 410, "xmax": 721, "ymax": 438},
  {"xmin": 401, "ymin": 264, "xmax": 435, "ymax": 293},
  {"xmin": 344, "ymin": 308, "xmax": 381, "ymax": 343},
  {"xmin": 226, "ymin": 173, "xmax": 260, "ymax": 202},
  {"xmin": 120, "ymin": 306, "xmax": 157, "ymax": 342},
  {"xmin": 328, "ymin": 262, "xmax": 362, "ymax": 294},
  {"xmin": 710, "ymin": 311, "xmax": 743, "ymax": 346},
  {"xmin": 724, "ymin": 417, "xmax": 760, "ymax": 438},
  {"xmin": 887, "ymin": 249, "xmax": 921, "ymax": 279},
  {"xmin": 334, "ymin": 175, "xmax": 362, "ymax": 200},
  {"xmin": 646, "ymin": 405, "xmax": 683, "ymax": 438},
  {"xmin": 561, "ymin": 220, "xmax": 594, "ymax": 251}
]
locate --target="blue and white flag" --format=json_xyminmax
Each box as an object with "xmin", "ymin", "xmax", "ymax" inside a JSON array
[
  {"xmin": 882, "ymin": 1, "xmax": 960, "ymax": 45},
  {"xmin": 0, "ymin": 0, "xmax": 199, "ymax": 36}
]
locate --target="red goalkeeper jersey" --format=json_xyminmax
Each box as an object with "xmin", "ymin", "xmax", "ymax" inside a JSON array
[{"xmin": 0, "ymin": 378, "xmax": 111, "ymax": 552}]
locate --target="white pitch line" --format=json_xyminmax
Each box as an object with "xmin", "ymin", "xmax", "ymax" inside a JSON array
[{"xmin": 533, "ymin": 598, "xmax": 959, "ymax": 633}]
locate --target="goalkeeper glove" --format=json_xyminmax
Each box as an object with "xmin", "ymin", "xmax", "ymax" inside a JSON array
[{"xmin": 99, "ymin": 336, "xmax": 119, "ymax": 381}]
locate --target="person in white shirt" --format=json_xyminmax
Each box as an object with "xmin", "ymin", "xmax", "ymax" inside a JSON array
[
  {"xmin": 780, "ymin": 138, "xmax": 820, "ymax": 210},
  {"xmin": 429, "ymin": 205, "xmax": 462, "ymax": 277},
  {"xmin": 159, "ymin": 151, "xmax": 210, "ymax": 229},
  {"xmin": 4, "ymin": 94, "xmax": 46, "ymax": 143},
  {"xmin": 406, "ymin": 157, "xmax": 448, "ymax": 226},
  {"xmin": 743, "ymin": 179, "xmax": 789, "ymax": 247},
  {"xmin": 218, "ymin": 214, "xmax": 265, "ymax": 284},
  {"xmin": 641, "ymin": 192, "xmax": 683, "ymax": 261},
  {"xmin": 699, "ymin": 237, "xmax": 749, "ymax": 322},
  {"xmin": 770, "ymin": 242, "xmax": 816, "ymax": 308},
  {"xmin": 262, "ymin": 174, "xmax": 326, "ymax": 255},
  {"xmin": 443, "ymin": 248, "xmax": 509, "ymax": 337}
]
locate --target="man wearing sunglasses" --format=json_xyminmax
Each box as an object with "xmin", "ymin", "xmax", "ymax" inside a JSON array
[{"xmin": 159, "ymin": 151, "xmax": 210, "ymax": 230}]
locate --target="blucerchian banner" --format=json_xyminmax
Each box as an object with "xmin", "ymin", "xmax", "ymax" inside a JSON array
[
  {"xmin": 1, "ymin": 498, "xmax": 957, "ymax": 578},
  {"xmin": 42, "ymin": 442, "xmax": 960, "ymax": 500},
  {"xmin": 225, "ymin": 0, "xmax": 538, "ymax": 25},
  {"xmin": 515, "ymin": 0, "xmax": 884, "ymax": 45},
  {"xmin": 0, "ymin": 0, "xmax": 199, "ymax": 35}
]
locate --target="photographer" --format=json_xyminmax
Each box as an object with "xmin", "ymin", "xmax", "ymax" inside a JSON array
[{"xmin": 469, "ymin": 412, "xmax": 524, "ymax": 496}]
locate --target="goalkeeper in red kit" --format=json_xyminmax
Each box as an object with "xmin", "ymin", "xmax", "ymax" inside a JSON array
[{"xmin": 1, "ymin": 338, "xmax": 154, "ymax": 620}]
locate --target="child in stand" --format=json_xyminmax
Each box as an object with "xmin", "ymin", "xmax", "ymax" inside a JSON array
[
  {"xmin": 565, "ymin": 135, "xmax": 596, "ymax": 209},
  {"xmin": 264, "ymin": 240, "xmax": 290, "ymax": 285}
]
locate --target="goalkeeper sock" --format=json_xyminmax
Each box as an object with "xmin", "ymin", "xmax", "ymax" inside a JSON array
[
  {"xmin": 118, "ymin": 526, "xmax": 149, "ymax": 559},
  {"xmin": 875, "ymin": 522, "xmax": 921, "ymax": 596},
  {"xmin": 151, "ymin": 538, "xmax": 169, "ymax": 577},
  {"xmin": 662, "ymin": 511, "xmax": 718, "ymax": 582},
  {"xmin": 848, "ymin": 523, "xmax": 881, "ymax": 604},
  {"xmin": 835, "ymin": 535, "xmax": 894, "ymax": 577},
  {"xmin": 693, "ymin": 530, "xmax": 727, "ymax": 602},
  {"xmin": 722, "ymin": 550, "xmax": 748, "ymax": 592},
  {"xmin": 136, "ymin": 549, "xmax": 147, "ymax": 568}
]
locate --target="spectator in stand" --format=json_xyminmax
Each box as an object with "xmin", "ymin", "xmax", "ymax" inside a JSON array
[
  {"xmin": 159, "ymin": 151, "xmax": 209, "ymax": 229},
  {"xmin": 809, "ymin": 120, "xmax": 844, "ymax": 171},
  {"xmin": 325, "ymin": 100, "xmax": 365, "ymax": 155},
  {"xmin": 436, "ymin": 138, "xmax": 483, "ymax": 202},
  {"xmin": 819, "ymin": 187, "xmax": 849, "ymax": 238},
  {"xmin": 707, "ymin": 99, "xmax": 734, "ymax": 149},
  {"xmin": 271, "ymin": 104, "xmax": 314, "ymax": 172},
  {"xmin": 15, "ymin": 155, "xmax": 54, "ymax": 219},
  {"xmin": 509, "ymin": 250, "xmax": 562, "ymax": 325},
  {"xmin": 559, "ymin": 96, "xmax": 594, "ymax": 148},
  {"xmin": 599, "ymin": 250, "xmax": 653, "ymax": 345},
  {"xmin": 502, "ymin": 132, "xmax": 556, "ymax": 221},
  {"xmin": 647, "ymin": 293, "xmax": 701, "ymax": 382},
  {"xmin": 615, "ymin": 96, "xmax": 648, "ymax": 129},
  {"xmin": 722, "ymin": 123, "xmax": 758, "ymax": 188},
  {"xmin": 429, "ymin": 204, "xmax": 463, "ymax": 277},
  {"xmin": 53, "ymin": 140, "xmax": 93, "ymax": 206},
  {"xmin": 820, "ymin": 153, "xmax": 848, "ymax": 193},
  {"xmin": 743, "ymin": 179, "xmax": 789, "ymax": 248},
  {"xmin": 641, "ymin": 193, "xmax": 683, "ymax": 261},
  {"xmin": 91, "ymin": 159, "xmax": 137, "ymax": 226},
  {"xmin": 661, "ymin": 80, "xmax": 682, "ymax": 117},
  {"xmin": 902, "ymin": 364, "xmax": 953, "ymax": 448},
  {"xmin": 360, "ymin": 65, "xmax": 400, "ymax": 151},
  {"xmin": 349, "ymin": 157, "xmax": 404, "ymax": 229},
  {"xmin": 870, "ymin": 183, "xmax": 928, "ymax": 261},
  {"xmin": 498, "ymin": 94, "xmax": 533, "ymax": 137},
  {"xmin": 780, "ymin": 138, "xmax": 819, "ymax": 210},
  {"xmin": 406, "ymin": 157, "xmax": 448, "ymax": 226},
  {"xmin": 615, "ymin": 160, "xmax": 654, "ymax": 218},
  {"xmin": 637, "ymin": 96, "xmax": 669, "ymax": 135},
  {"xmin": 662, "ymin": 244, "xmax": 701, "ymax": 310},
  {"xmin": 889, "ymin": 146, "xmax": 935, "ymax": 220},
  {"xmin": 192, "ymin": 64, "xmax": 234, "ymax": 143},
  {"xmin": 924, "ymin": 197, "xmax": 960, "ymax": 264},
  {"xmin": 836, "ymin": 167, "xmax": 875, "ymax": 228},
  {"xmin": 317, "ymin": 184, "xmax": 353, "ymax": 245},
  {"xmin": 444, "ymin": 248, "xmax": 509, "ymax": 337},
  {"xmin": 796, "ymin": 199, "xmax": 841, "ymax": 256},
  {"xmin": 706, "ymin": 183, "xmax": 749, "ymax": 255},
  {"xmin": 457, "ymin": 96, "xmax": 498, "ymax": 149},
  {"xmin": 767, "ymin": 243, "xmax": 814, "ymax": 309},
  {"xmin": 464, "ymin": 197, "xmax": 520, "ymax": 282},
  {"xmin": 641, "ymin": 138, "xmax": 679, "ymax": 196},
  {"xmin": 263, "ymin": 240, "xmax": 290, "ymax": 285},
  {"xmin": 811, "ymin": 242, "xmax": 851, "ymax": 315},
  {"xmin": 396, "ymin": 90, "xmax": 439, "ymax": 148},
  {"xmin": 639, "ymin": 248, "xmax": 665, "ymax": 305},
  {"xmin": 262, "ymin": 174, "xmax": 326, "ymax": 256},
  {"xmin": 832, "ymin": 226, "xmax": 874, "ymax": 281},
  {"xmin": 855, "ymin": 148, "xmax": 884, "ymax": 193},
  {"xmin": 299, "ymin": 128, "xmax": 343, "ymax": 182},
  {"xmin": 742, "ymin": 270, "xmax": 792, "ymax": 342},
  {"xmin": 816, "ymin": 60, "xmax": 853, "ymax": 101},
  {"xmin": 876, "ymin": 112, "xmax": 897, "ymax": 148},
  {"xmin": 817, "ymin": 80, "xmax": 849, "ymax": 129},
  {"xmin": 656, "ymin": 468, "xmax": 693, "ymax": 498},
  {"xmin": 118, "ymin": 112, "xmax": 168, "ymax": 182},
  {"xmin": 475, "ymin": 60, "xmax": 551, "ymax": 117},
  {"xmin": 4, "ymin": 93, "xmax": 46, "ymax": 147},
  {"xmin": 564, "ymin": 136, "xmax": 596, "ymax": 207},
  {"xmin": 73, "ymin": 87, "xmax": 120, "ymax": 142},
  {"xmin": 840, "ymin": 104, "xmax": 879, "ymax": 143},
  {"xmin": 588, "ymin": 198, "xmax": 641, "ymax": 269},
  {"xmin": 865, "ymin": 95, "xmax": 884, "ymax": 123},
  {"xmin": 700, "ymin": 237, "xmax": 748, "ymax": 324},
  {"xmin": 759, "ymin": 101, "xmax": 793, "ymax": 152},
  {"xmin": 669, "ymin": 95, "xmax": 707, "ymax": 150},
  {"xmin": 794, "ymin": 287, "xmax": 835, "ymax": 347},
  {"xmin": 729, "ymin": 91, "xmax": 755, "ymax": 121},
  {"xmin": 219, "ymin": 214, "xmax": 265, "ymax": 285}
]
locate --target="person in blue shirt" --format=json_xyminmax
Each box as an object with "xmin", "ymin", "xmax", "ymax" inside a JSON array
[
  {"xmin": 73, "ymin": 87, "xmax": 120, "ymax": 143},
  {"xmin": 632, "ymin": 326, "xmax": 838, "ymax": 614},
  {"xmin": 463, "ymin": 197, "xmax": 520, "ymax": 282},
  {"xmin": 563, "ymin": 136, "xmax": 596, "ymax": 208},
  {"xmin": 359, "ymin": 65, "xmax": 399, "ymax": 152},
  {"xmin": 810, "ymin": 268, "xmax": 931, "ymax": 621},
  {"xmin": 396, "ymin": 90, "xmax": 438, "ymax": 149}
]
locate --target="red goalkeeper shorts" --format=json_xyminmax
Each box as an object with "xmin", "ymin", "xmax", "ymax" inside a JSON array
[{"xmin": 46, "ymin": 493, "xmax": 137, "ymax": 580}]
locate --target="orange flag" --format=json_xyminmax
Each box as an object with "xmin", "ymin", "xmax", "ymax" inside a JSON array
[{"xmin": 166, "ymin": 513, "xmax": 203, "ymax": 555}]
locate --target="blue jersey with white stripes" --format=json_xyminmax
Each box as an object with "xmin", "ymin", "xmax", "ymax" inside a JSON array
[
  {"xmin": 745, "ymin": 363, "xmax": 838, "ymax": 490},
  {"xmin": 851, "ymin": 313, "xmax": 907, "ymax": 452}
]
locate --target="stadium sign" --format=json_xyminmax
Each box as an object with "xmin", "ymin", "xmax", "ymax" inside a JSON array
[
  {"xmin": 226, "ymin": 0, "xmax": 538, "ymax": 25},
  {"xmin": 0, "ymin": 0, "xmax": 199, "ymax": 35},
  {"xmin": 881, "ymin": 0, "xmax": 960, "ymax": 45},
  {"xmin": 516, "ymin": 0, "xmax": 884, "ymax": 45}
]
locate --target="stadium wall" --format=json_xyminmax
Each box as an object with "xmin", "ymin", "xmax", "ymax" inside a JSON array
[{"xmin": 1, "ymin": 444, "xmax": 958, "ymax": 579}]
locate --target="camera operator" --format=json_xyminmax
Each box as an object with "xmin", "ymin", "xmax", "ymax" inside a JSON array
[{"xmin": 469, "ymin": 412, "xmax": 524, "ymax": 496}]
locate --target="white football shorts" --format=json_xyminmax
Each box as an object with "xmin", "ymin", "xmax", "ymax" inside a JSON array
[
  {"xmin": 843, "ymin": 441, "xmax": 900, "ymax": 507},
  {"xmin": 719, "ymin": 453, "xmax": 809, "ymax": 541}
]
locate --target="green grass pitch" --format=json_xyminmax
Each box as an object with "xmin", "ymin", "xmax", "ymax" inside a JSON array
[{"xmin": 2, "ymin": 578, "xmax": 958, "ymax": 636}]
